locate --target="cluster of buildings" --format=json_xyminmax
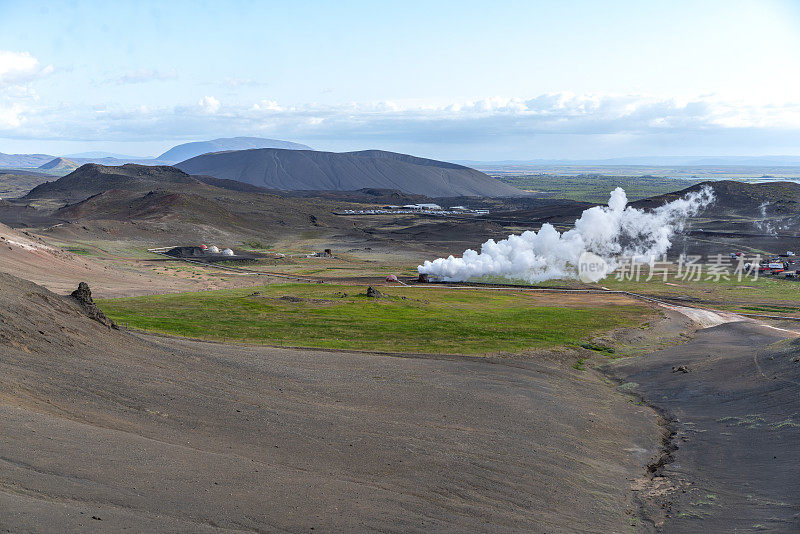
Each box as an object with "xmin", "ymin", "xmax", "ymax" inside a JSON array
[
  {"xmin": 735, "ymin": 251, "xmax": 799, "ymax": 279},
  {"xmin": 159, "ymin": 244, "xmax": 240, "ymax": 261},
  {"xmin": 759, "ymin": 252, "xmax": 798, "ymax": 278},
  {"xmin": 199, "ymin": 244, "xmax": 235, "ymax": 256},
  {"xmin": 337, "ymin": 204, "xmax": 489, "ymax": 217}
]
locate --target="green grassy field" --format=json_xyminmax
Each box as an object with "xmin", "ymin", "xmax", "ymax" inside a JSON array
[
  {"xmin": 98, "ymin": 283, "xmax": 649, "ymax": 354},
  {"xmin": 493, "ymin": 174, "xmax": 702, "ymax": 203}
]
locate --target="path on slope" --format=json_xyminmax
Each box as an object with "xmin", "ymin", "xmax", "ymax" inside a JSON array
[{"xmin": 603, "ymin": 320, "xmax": 800, "ymax": 532}]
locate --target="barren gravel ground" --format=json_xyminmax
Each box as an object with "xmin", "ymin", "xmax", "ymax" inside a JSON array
[
  {"xmin": 603, "ymin": 321, "xmax": 800, "ymax": 532},
  {"xmin": 0, "ymin": 222, "xmax": 268, "ymax": 298},
  {"xmin": 0, "ymin": 273, "xmax": 662, "ymax": 533}
]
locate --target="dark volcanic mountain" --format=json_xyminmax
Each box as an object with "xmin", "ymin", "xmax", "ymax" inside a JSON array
[
  {"xmin": 17, "ymin": 163, "xmax": 350, "ymax": 239},
  {"xmin": 175, "ymin": 148, "xmax": 525, "ymax": 197},
  {"xmin": 54, "ymin": 189, "xmax": 242, "ymax": 225},
  {"xmin": 632, "ymin": 180, "xmax": 800, "ymax": 216},
  {"xmin": 158, "ymin": 136, "xmax": 312, "ymax": 163},
  {"xmin": 25, "ymin": 164, "xmax": 202, "ymax": 203}
]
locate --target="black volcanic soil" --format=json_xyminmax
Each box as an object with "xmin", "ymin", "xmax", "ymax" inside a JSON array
[
  {"xmin": 0, "ymin": 272, "xmax": 662, "ymax": 533},
  {"xmin": 602, "ymin": 322, "xmax": 800, "ymax": 532}
]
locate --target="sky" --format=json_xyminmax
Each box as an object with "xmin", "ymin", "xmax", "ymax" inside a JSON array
[{"xmin": 1, "ymin": 0, "xmax": 800, "ymax": 160}]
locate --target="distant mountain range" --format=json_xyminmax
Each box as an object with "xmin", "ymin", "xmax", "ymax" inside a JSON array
[
  {"xmin": 176, "ymin": 148, "xmax": 524, "ymax": 197},
  {"xmin": 0, "ymin": 153, "xmax": 57, "ymax": 167},
  {"xmin": 157, "ymin": 136, "xmax": 312, "ymax": 162},
  {"xmin": 0, "ymin": 136, "xmax": 313, "ymax": 168},
  {"xmin": 65, "ymin": 151, "xmax": 144, "ymax": 159},
  {"xmin": 6, "ymin": 141, "xmax": 800, "ymax": 170},
  {"xmin": 23, "ymin": 148, "xmax": 522, "ymax": 199}
]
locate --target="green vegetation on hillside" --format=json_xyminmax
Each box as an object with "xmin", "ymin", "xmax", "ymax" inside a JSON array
[
  {"xmin": 494, "ymin": 174, "xmax": 702, "ymax": 203},
  {"xmin": 98, "ymin": 283, "xmax": 649, "ymax": 354}
]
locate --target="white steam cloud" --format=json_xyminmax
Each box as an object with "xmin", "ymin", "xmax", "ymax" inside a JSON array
[
  {"xmin": 754, "ymin": 202, "xmax": 778, "ymax": 236},
  {"xmin": 418, "ymin": 186, "xmax": 715, "ymax": 283}
]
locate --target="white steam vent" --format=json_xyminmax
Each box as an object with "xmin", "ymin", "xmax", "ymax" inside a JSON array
[
  {"xmin": 418, "ymin": 186, "xmax": 714, "ymax": 283},
  {"xmin": 208, "ymin": 245, "xmax": 220, "ymax": 253},
  {"xmin": 222, "ymin": 248, "xmax": 234, "ymax": 256}
]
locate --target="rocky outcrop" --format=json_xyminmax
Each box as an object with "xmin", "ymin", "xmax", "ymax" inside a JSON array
[
  {"xmin": 366, "ymin": 286, "xmax": 383, "ymax": 298},
  {"xmin": 71, "ymin": 282, "xmax": 118, "ymax": 329}
]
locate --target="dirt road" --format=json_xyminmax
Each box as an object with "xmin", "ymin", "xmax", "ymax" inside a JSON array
[{"xmin": 603, "ymin": 321, "xmax": 800, "ymax": 532}]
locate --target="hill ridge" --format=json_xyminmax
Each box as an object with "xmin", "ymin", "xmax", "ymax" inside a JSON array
[
  {"xmin": 158, "ymin": 136, "xmax": 312, "ymax": 163},
  {"xmin": 38, "ymin": 157, "xmax": 79, "ymax": 172},
  {"xmin": 176, "ymin": 148, "xmax": 524, "ymax": 197},
  {"xmin": 25, "ymin": 163, "xmax": 202, "ymax": 202}
]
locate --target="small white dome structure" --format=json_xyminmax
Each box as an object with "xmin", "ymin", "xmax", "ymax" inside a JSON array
[
  {"xmin": 208, "ymin": 245, "xmax": 220, "ymax": 253},
  {"xmin": 222, "ymin": 248, "xmax": 235, "ymax": 256}
]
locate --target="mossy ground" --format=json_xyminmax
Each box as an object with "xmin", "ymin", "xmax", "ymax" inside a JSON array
[{"xmin": 99, "ymin": 283, "xmax": 649, "ymax": 354}]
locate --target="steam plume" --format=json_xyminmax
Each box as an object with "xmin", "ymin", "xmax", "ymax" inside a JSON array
[
  {"xmin": 418, "ymin": 186, "xmax": 714, "ymax": 283},
  {"xmin": 754, "ymin": 202, "xmax": 778, "ymax": 236}
]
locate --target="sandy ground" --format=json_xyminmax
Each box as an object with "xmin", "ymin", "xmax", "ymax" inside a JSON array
[
  {"xmin": 0, "ymin": 272, "xmax": 663, "ymax": 533},
  {"xmin": 0, "ymin": 223, "xmax": 267, "ymax": 297},
  {"xmin": 602, "ymin": 321, "xmax": 800, "ymax": 532}
]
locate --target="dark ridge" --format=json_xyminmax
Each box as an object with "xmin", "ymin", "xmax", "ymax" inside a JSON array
[
  {"xmin": 54, "ymin": 189, "xmax": 241, "ymax": 224},
  {"xmin": 175, "ymin": 148, "xmax": 526, "ymax": 197},
  {"xmin": 632, "ymin": 179, "xmax": 800, "ymax": 215},
  {"xmin": 193, "ymin": 174, "xmax": 274, "ymax": 193},
  {"xmin": 25, "ymin": 163, "xmax": 201, "ymax": 203}
]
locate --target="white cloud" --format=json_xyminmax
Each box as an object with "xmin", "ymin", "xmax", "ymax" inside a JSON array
[
  {"xmin": 115, "ymin": 68, "xmax": 177, "ymax": 84},
  {"xmin": 0, "ymin": 50, "xmax": 52, "ymax": 86},
  {"xmin": 0, "ymin": 103, "xmax": 26, "ymax": 128},
  {"xmin": 223, "ymin": 77, "xmax": 266, "ymax": 88},
  {"xmin": 251, "ymin": 99, "xmax": 282, "ymax": 111},
  {"xmin": 4, "ymin": 92, "xmax": 800, "ymax": 158},
  {"xmin": 198, "ymin": 96, "xmax": 221, "ymax": 114},
  {"xmin": 0, "ymin": 51, "xmax": 52, "ymax": 132}
]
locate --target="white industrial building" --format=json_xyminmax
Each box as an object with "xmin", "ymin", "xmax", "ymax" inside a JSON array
[{"xmin": 403, "ymin": 203, "xmax": 442, "ymax": 211}]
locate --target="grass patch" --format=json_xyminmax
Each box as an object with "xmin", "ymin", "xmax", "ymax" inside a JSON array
[
  {"xmin": 494, "ymin": 174, "xmax": 702, "ymax": 203},
  {"xmin": 98, "ymin": 284, "xmax": 649, "ymax": 354},
  {"xmin": 740, "ymin": 305, "xmax": 800, "ymax": 314},
  {"xmin": 64, "ymin": 247, "xmax": 95, "ymax": 256},
  {"xmin": 572, "ymin": 358, "xmax": 587, "ymax": 371},
  {"xmin": 578, "ymin": 342, "xmax": 615, "ymax": 354},
  {"xmin": 241, "ymin": 240, "xmax": 270, "ymax": 250}
]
